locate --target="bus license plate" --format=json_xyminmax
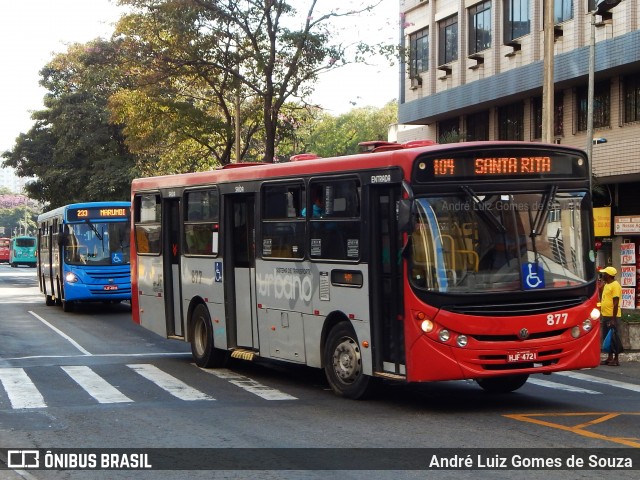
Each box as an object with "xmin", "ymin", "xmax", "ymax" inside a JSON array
[
  {"xmin": 507, "ymin": 351, "xmax": 537, "ymax": 363},
  {"xmin": 103, "ymin": 285, "xmax": 118, "ymax": 291}
]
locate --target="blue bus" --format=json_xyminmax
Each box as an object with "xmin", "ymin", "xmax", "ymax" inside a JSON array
[
  {"xmin": 9, "ymin": 236, "xmax": 37, "ymax": 267},
  {"xmin": 37, "ymin": 202, "xmax": 131, "ymax": 312}
]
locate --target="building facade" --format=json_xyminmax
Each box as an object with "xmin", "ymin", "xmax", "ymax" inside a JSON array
[{"xmin": 397, "ymin": 0, "xmax": 640, "ymax": 308}]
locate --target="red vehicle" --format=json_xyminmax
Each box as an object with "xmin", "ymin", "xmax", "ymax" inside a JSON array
[
  {"xmin": 0, "ymin": 237, "xmax": 10, "ymax": 263},
  {"xmin": 130, "ymin": 141, "xmax": 600, "ymax": 398}
]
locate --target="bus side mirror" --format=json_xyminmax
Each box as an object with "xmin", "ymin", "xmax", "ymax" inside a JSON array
[
  {"xmin": 398, "ymin": 199, "xmax": 412, "ymax": 233},
  {"xmin": 58, "ymin": 234, "xmax": 67, "ymax": 247}
]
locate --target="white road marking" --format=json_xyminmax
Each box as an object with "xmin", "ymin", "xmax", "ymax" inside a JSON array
[
  {"xmin": 200, "ymin": 367, "xmax": 297, "ymax": 400},
  {"xmin": 528, "ymin": 377, "xmax": 601, "ymax": 394},
  {"xmin": 28, "ymin": 311, "xmax": 91, "ymax": 355},
  {"xmin": 554, "ymin": 370, "xmax": 640, "ymax": 393},
  {"xmin": 0, "ymin": 368, "xmax": 46, "ymax": 409},
  {"xmin": 127, "ymin": 364, "xmax": 214, "ymax": 401},
  {"xmin": 61, "ymin": 366, "xmax": 132, "ymax": 404}
]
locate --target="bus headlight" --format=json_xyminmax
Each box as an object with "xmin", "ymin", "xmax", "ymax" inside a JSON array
[
  {"xmin": 582, "ymin": 319, "xmax": 593, "ymax": 332},
  {"xmin": 590, "ymin": 308, "xmax": 601, "ymax": 321},
  {"xmin": 439, "ymin": 329, "xmax": 450, "ymax": 342},
  {"xmin": 65, "ymin": 272, "xmax": 79, "ymax": 283},
  {"xmin": 456, "ymin": 335, "xmax": 468, "ymax": 347}
]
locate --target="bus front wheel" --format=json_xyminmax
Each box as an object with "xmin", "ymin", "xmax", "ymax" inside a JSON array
[
  {"xmin": 324, "ymin": 322, "xmax": 373, "ymax": 399},
  {"xmin": 190, "ymin": 304, "xmax": 227, "ymax": 368},
  {"xmin": 476, "ymin": 374, "xmax": 529, "ymax": 393},
  {"xmin": 62, "ymin": 299, "xmax": 74, "ymax": 312},
  {"xmin": 45, "ymin": 295, "xmax": 55, "ymax": 306}
]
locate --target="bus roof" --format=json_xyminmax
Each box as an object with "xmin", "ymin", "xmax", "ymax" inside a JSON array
[{"xmin": 131, "ymin": 141, "xmax": 587, "ymax": 192}]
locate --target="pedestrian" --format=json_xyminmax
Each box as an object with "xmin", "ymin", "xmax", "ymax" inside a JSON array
[{"xmin": 598, "ymin": 266, "xmax": 622, "ymax": 366}]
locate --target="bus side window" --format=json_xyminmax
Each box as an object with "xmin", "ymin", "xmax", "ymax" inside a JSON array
[
  {"xmin": 261, "ymin": 183, "xmax": 305, "ymax": 259},
  {"xmin": 184, "ymin": 189, "xmax": 219, "ymax": 256},
  {"xmin": 135, "ymin": 194, "xmax": 162, "ymax": 255},
  {"xmin": 309, "ymin": 179, "xmax": 360, "ymax": 261}
]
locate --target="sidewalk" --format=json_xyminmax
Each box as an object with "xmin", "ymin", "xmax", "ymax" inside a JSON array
[{"xmin": 601, "ymin": 351, "xmax": 640, "ymax": 363}]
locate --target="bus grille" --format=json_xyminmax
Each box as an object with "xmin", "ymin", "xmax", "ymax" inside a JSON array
[{"xmin": 442, "ymin": 297, "xmax": 587, "ymax": 317}]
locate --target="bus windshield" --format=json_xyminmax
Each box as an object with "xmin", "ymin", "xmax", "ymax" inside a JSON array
[
  {"xmin": 409, "ymin": 189, "xmax": 590, "ymax": 293},
  {"xmin": 64, "ymin": 221, "xmax": 130, "ymax": 266}
]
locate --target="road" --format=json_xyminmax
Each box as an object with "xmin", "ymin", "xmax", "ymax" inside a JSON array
[{"xmin": 0, "ymin": 264, "xmax": 639, "ymax": 479}]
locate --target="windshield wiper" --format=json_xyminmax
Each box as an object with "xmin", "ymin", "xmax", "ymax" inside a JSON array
[
  {"xmin": 460, "ymin": 185, "xmax": 506, "ymax": 233},
  {"xmin": 531, "ymin": 185, "xmax": 558, "ymax": 238},
  {"xmin": 85, "ymin": 220, "xmax": 104, "ymax": 241}
]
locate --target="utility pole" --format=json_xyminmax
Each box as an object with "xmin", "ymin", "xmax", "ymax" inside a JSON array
[{"xmin": 542, "ymin": 0, "xmax": 555, "ymax": 144}]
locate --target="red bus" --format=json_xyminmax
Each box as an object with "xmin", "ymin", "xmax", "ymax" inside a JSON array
[
  {"xmin": 130, "ymin": 141, "xmax": 600, "ymax": 398},
  {"xmin": 0, "ymin": 237, "xmax": 10, "ymax": 263}
]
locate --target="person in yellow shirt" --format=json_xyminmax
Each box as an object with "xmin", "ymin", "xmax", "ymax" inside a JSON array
[{"xmin": 598, "ymin": 266, "xmax": 622, "ymax": 366}]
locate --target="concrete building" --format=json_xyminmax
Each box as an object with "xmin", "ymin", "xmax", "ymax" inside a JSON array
[
  {"xmin": 0, "ymin": 166, "xmax": 30, "ymax": 194},
  {"xmin": 397, "ymin": 0, "xmax": 640, "ymax": 307}
]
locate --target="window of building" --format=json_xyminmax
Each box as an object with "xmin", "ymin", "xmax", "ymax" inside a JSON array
[
  {"xmin": 409, "ymin": 27, "xmax": 429, "ymax": 77},
  {"xmin": 438, "ymin": 15, "xmax": 458, "ymax": 66},
  {"xmin": 134, "ymin": 194, "xmax": 161, "ymax": 255},
  {"xmin": 497, "ymin": 102, "xmax": 524, "ymax": 140},
  {"xmin": 469, "ymin": 1, "xmax": 491, "ymax": 54},
  {"xmin": 504, "ymin": 0, "xmax": 530, "ymax": 43},
  {"xmin": 553, "ymin": 0, "xmax": 573, "ymax": 23},
  {"xmin": 438, "ymin": 118, "xmax": 461, "ymax": 143},
  {"xmin": 577, "ymin": 81, "xmax": 610, "ymax": 131},
  {"xmin": 261, "ymin": 183, "xmax": 306, "ymax": 259},
  {"xmin": 184, "ymin": 189, "xmax": 219, "ymax": 256},
  {"xmin": 624, "ymin": 75, "xmax": 640, "ymax": 124},
  {"xmin": 309, "ymin": 179, "xmax": 361, "ymax": 261},
  {"xmin": 466, "ymin": 111, "xmax": 490, "ymax": 141},
  {"xmin": 532, "ymin": 94, "xmax": 564, "ymax": 139}
]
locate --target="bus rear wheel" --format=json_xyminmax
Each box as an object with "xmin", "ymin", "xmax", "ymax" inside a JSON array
[
  {"xmin": 324, "ymin": 322, "xmax": 373, "ymax": 399},
  {"xmin": 190, "ymin": 304, "xmax": 227, "ymax": 368},
  {"xmin": 45, "ymin": 295, "xmax": 55, "ymax": 306},
  {"xmin": 476, "ymin": 374, "xmax": 529, "ymax": 393}
]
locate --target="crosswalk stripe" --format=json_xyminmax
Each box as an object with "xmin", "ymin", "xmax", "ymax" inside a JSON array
[
  {"xmin": 127, "ymin": 364, "xmax": 214, "ymax": 401},
  {"xmin": 0, "ymin": 368, "xmax": 46, "ymax": 409},
  {"xmin": 554, "ymin": 370, "xmax": 640, "ymax": 393},
  {"xmin": 200, "ymin": 367, "xmax": 297, "ymax": 400},
  {"xmin": 528, "ymin": 377, "xmax": 601, "ymax": 394},
  {"xmin": 61, "ymin": 366, "xmax": 132, "ymax": 404}
]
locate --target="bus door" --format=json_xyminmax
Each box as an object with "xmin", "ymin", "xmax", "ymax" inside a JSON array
[
  {"xmin": 369, "ymin": 185, "xmax": 405, "ymax": 376},
  {"xmin": 224, "ymin": 194, "xmax": 258, "ymax": 349},
  {"xmin": 162, "ymin": 198, "xmax": 184, "ymax": 337}
]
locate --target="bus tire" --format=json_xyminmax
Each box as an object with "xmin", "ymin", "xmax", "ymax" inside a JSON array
[
  {"xmin": 190, "ymin": 304, "xmax": 227, "ymax": 368},
  {"xmin": 45, "ymin": 295, "xmax": 55, "ymax": 306},
  {"xmin": 324, "ymin": 321, "xmax": 372, "ymax": 399},
  {"xmin": 62, "ymin": 299, "xmax": 74, "ymax": 312},
  {"xmin": 476, "ymin": 374, "xmax": 529, "ymax": 393}
]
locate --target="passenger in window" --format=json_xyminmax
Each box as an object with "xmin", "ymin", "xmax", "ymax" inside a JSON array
[{"xmin": 302, "ymin": 187, "xmax": 325, "ymax": 217}]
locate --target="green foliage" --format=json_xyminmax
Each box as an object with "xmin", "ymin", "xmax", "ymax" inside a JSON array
[
  {"xmin": 299, "ymin": 101, "xmax": 398, "ymax": 158},
  {"xmin": 0, "ymin": 204, "xmax": 40, "ymax": 237}
]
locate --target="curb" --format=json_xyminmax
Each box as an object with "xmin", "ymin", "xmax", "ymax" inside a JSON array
[{"xmin": 601, "ymin": 351, "xmax": 640, "ymax": 362}]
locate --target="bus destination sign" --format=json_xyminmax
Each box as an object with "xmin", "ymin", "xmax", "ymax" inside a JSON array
[
  {"xmin": 67, "ymin": 207, "xmax": 130, "ymax": 222},
  {"xmin": 415, "ymin": 150, "xmax": 586, "ymax": 183}
]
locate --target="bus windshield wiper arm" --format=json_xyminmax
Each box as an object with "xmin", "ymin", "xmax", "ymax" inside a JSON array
[
  {"xmin": 531, "ymin": 185, "xmax": 558, "ymax": 238},
  {"xmin": 461, "ymin": 185, "xmax": 506, "ymax": 233},
  {"xmin": 85, "ymin": 220, "xmax": 103, "ymax": 241}
]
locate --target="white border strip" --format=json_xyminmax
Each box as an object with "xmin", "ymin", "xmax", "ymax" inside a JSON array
[{"xmin": 28, "ymin": 311, "xmax": 91, "ymax": 356}]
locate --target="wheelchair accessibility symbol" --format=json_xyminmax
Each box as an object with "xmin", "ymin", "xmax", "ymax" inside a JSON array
[
  {"xmin": 111, "ymin": 252, "xmax": 123, "ymax": 264},
  {"xmin": 522, "ymin": 262, "xmax": 544, "ymax": 290},
  {"xmin": 214, "ymin": 262, "xmax": 223, "ymax": 282}
]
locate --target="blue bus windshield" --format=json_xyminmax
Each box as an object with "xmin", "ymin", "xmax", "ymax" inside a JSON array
[{"xmin": 64, "ymin": 220, "xmax": 130, "ymax": 266}]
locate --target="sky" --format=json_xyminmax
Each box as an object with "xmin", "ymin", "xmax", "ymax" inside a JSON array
[{"xmin": 0, "ymin": 0, "xmax": 400, "ymax": 156}]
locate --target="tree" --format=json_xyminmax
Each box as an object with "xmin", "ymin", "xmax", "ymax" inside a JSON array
[
  {"xmin": 2, "ymin": 40, "xmax": 139, "ymax": 208},
  {"xmin": 113, "ymin": 0, "xmax": 390, "ymax": 165},
  {"xmin": 299, "ymin": 101, "xmax": 397, "ymax": 157}
]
